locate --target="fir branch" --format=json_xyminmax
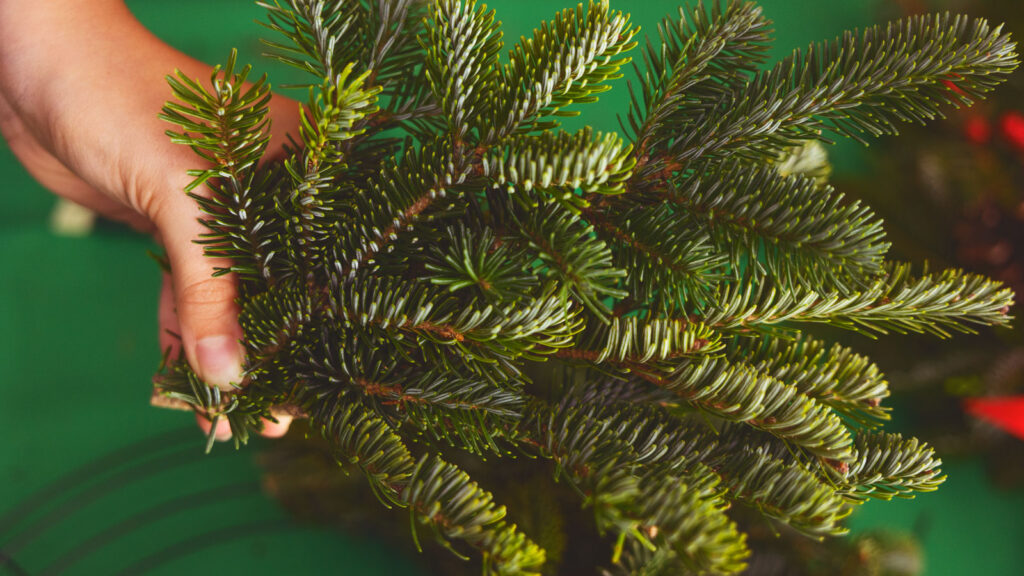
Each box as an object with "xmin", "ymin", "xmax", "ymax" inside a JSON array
[
  {"xmin": 708, "ymin": 445, "xmax": 853, "ymax": 539},
  {"xmin": 629, "ymin": 467, "xmax": 750, "ymax": 574},
  {"xmin": 530, "ymin": 399, "xmax": 750, "ymax": 573},
  {"xmin": 312, "ymin": 398, "xmax": 413, "ymax": 505},
  {"xmin": 280, "ymin": 63, "xmax": 381, "ymax": 280},
  {"xmin": 583, "ymin": 202, "xmax": 725, "ymax": 312},
  {"xmin": 397, "ymin": 371, "xmax": 524, "ymax": 455},
  {"xmin": 492, "ymin": 0, "xmax": 639, "ymax": 137},
  {"xmin": 422, "ymin": 0, "xmax": 503, "ymax": 150},
  {"xmin": 695, "ymin": 262, "xmax": 1014, "ymax": 337},
  {"xmin": 424, "ymin": 226, "xmax": 539, "ymax": 303},
  {"xmin": 666, "ymin": 163, "xmax": 889, "ymax": 294},
  {"xmin": 238, "ymin": 280, "xmax": 315, "ymax": 368},
  {"xmin": 594, "ymin": 399, "xmax": 718, "ymax": 474},
  {"xmin": 404, "ymin": 456, "xmax": 547, "ymax": 575},
  {"xmin": 297, "ymin": 64, "xmax": 381, "ymax": 162},
  {"xmin": 839, "ymin": 432, "xmax": 945, "ymax": 501},
  {"xmin": 673, "ymin": 12, "xmax": 1019, "ymax": 163},
  {"xmin": 351, "ymin": 1, "xmax": 435, "ymax": 146},
  {"xmin": 561, "ymin": 316, "xmax": 721, "ymax": 366},
  {"xmin": 362, "ymin": 0, "xmax": 425, "ymax": 85},
  {"xmin": 305, "ymin": 337, "xmax": 524, "ymax": 455},
  {"xmin": 511, "ymin": 201, "xmax": 627, "ymax": 318},
  {"xmin": 152, "ymin": 359, "xmax": 265, "ymax": 451},
  {"xmin": 332, "ymin": 138, "xmax": 462, "ymax": 278},
  {"xmin": 160, "ymin": 50, "xmax": 275, "ymax": 280},
  {"xmin": 156, "ymin": 3, "xmax": 1018, "ymax": 573},
  {"xmin": 482, "ymin": 128, "xmax": 635, "ymax": 203},
  {"xmin": 259, "ymin": 0, "xmax": 428, "ymax": 143},
  {"xmin": 524, "ymin": 401, "xmax": 651, "ymax": 556},
  {"xmin": 259, "ymin": 0, "xmax": 366, "ymax": 83},
  {"xmin": 333, "ymin": 276, "xmax": 580, "ymax": 368},
  {"xmin": 587, "ymin": 399, "xmax": 849, "ymax": 540},
  {"xmin": 626, "ymin": 0, "xmax": 772, "ymax": 167},
  {"xmin": 656, "ymin": 357, "xmax": 855, "ymax": 462},
  {"xmin": 729, "ymin": 333, "xmax": 890, "ymax": 426},
  {"xmin": 314, "ymin": 401, "xmax": 546, "ymax": 574}
]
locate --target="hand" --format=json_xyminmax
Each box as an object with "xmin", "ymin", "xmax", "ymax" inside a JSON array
[{"xmin": 0, "ymin": 0, "xmax": 300, "ymax": 440}]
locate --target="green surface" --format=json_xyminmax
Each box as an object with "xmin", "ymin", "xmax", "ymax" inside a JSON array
[
  {"xmin": 1, "ymin": 1, "xmax": 1021, "ymax": 575},
  {"xmin": 848, "ymin": 458, "xmax": 1024, "ymax": 576}
]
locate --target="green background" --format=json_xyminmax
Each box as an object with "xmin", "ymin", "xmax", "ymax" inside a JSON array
[{"xmin": 1, "ymin": 1, "xmax": 1021, "ymax": 574}]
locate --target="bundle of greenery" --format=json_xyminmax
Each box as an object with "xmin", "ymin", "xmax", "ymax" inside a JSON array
[{"xmin": 154, "ymin": 1, "xmax": 1017, "ymax": 574}]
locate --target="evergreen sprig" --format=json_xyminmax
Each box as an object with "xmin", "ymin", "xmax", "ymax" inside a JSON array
[
  {"xmin": 730, "ymin": 333, "xmax": 890, "ymax": 426},
  {"xmin": 665, "ymin": 163, "xmax": 889, "ymax": 294},
  {"xmin": 160, "ymin": 50, "xmax": 275, "ymax": 280},
  {"xmin": 154, "ymin": 1, "xmax": 1018, "ymax": 574},
  {"xmin": 495, "ymin": 1, "xmax": 638, "ymax": 135},
  {"xmin": 626, "ymin": 1, "xmax": 772, "ymax": 160},
  {"xmin": 662, "ymin": 11, "xmax": 1019, "ymax": 165}
]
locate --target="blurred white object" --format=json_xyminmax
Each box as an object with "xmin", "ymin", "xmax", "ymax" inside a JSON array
[
  {"xmin": 776, "ymin": 140, "xmax": 832, "ymax": 185},
  {"xmin": 50, "ymin": 198, "xmax": 96, "ymax": 237}
]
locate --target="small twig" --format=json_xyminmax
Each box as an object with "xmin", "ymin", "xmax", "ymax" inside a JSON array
[{"xmin": 149, "ymin": 390, "xmax": 307, "ymax": 419}]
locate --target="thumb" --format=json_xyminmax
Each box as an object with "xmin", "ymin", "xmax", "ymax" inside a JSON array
[{"xmin": 156, "ymin": 195, "xmax": 245, "ymax": 391}]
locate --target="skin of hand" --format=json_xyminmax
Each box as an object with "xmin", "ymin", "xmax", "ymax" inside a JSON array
[{"xmin": 0, "ymin": 0, "xmax": 301, "ymax": 440}]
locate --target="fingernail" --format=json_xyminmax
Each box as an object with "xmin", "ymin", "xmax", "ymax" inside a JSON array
[
  {"xmin": 213, "ymin": 418, "xmax": 233, "ymax": 441},
  {"xmin": 195, "ymin": 335, "xmax": 243, "ymax": 390},
  {"xmin": 196, "ymin": 413, "xmax": 233, "ymax": 442},
  {"xmin": 260, "ymin": 415, "xmax": 293, "ymax": 438}
]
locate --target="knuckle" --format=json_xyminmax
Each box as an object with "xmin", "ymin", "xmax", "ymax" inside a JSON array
[
  {"xmin": 120, "ymin": 167, "xmax": 161, "ymax": 222},
  {"xmin": 177, "ymin": 275, "xmax": 237, "ymax": 312}
]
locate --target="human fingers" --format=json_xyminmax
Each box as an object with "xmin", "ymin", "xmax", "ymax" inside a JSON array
[
  {"xmin": 259, "ymin": 415, "xmax": 294, "ymax": 438},
  {"xmin": 195, "ymin": 412, "xmax": 293, "ymax": 442},
  {"xmin": 157, "ymin": 193, "xmax": 295, "ymax": 439},
  {"xmin": 154, "ymin": 193, "xmax": 245, "ymax": 392},
  {"xmin": 195, "ymin": 412, "xmax": 233, "ymax": 442}
]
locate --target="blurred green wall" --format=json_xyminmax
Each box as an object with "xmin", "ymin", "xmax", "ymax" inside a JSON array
[{"xmin": 1, "ymin": 1, "xmax": 1020, "ymax": 574}]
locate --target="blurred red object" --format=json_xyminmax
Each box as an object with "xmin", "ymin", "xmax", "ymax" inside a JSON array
[
  {"xmin": 965, "ymin": 396, "xmax": 1024, "ymax": 440},
  {"xmin": 964, "ymin": 115, "xmax": 992, "ymax": 144},
  {"xmin": 999, "ymin": 111, "xmax": 1024, "ymax": 150}
]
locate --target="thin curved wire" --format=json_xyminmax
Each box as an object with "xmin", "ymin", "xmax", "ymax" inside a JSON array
[
  {"xmin": 114, "ymin": 520, "xmax": 293, "ymax": 576},
  {"xmin": 1, "ymin": 440, "xmax": 209, "ymax": 555},
  {"xmin": 38, "ymin": 481, "xmax": 263, "ymax": 576},
  {"xmin": 0, "ymin": 428, "xmax": 197, "ymax": 536}
]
